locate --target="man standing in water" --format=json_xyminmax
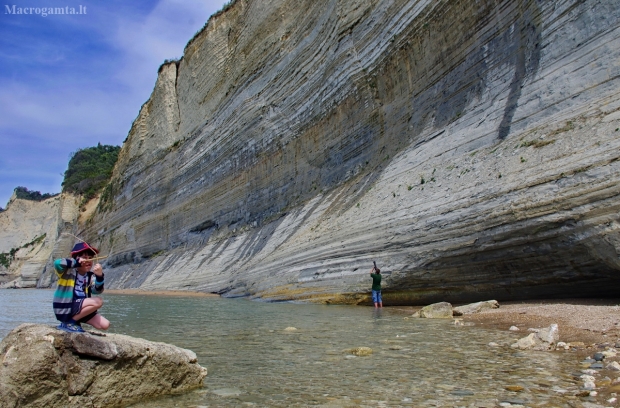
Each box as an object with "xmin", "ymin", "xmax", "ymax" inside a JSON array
[{"xmin": 370, "ymin": 263, "xmax": 382, "ymax": 308}]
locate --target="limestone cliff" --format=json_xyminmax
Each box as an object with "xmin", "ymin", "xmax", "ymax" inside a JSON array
[
  {"xmin": 85, "ymin": 0, "xmax": 620, "ymax": 304},
  {"xmin": 0, "ymin": 193, "xmax": 80, "ymax": 288}
]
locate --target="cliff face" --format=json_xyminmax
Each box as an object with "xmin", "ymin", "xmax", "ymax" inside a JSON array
[
  {"xmin": 87, "ymin": 0, "xmax": 620, "ymax": 304},
  {"xmin": 0, "ymin": 194, "xmax": 79, "ymax": 288}
]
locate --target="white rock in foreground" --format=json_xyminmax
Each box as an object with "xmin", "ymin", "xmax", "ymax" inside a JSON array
[
  {"xmin": 607, "ymin": 361, "xmax": 620, "ymax": 371},
  {"xmin": 511, "ymin": 324, "xmax": 559, "ymax": 351},
  {"xmin": 0, "ymin": 323, "xmax": 207, "ymax": 407}
]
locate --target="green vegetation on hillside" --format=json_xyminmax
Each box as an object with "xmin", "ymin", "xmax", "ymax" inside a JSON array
[
  {"xmin": 13, "ymin": 186, "xmax": 58, "ymax": 202},
  {"xmin": 62, "ymin": 143, "xmax": 121, "ymax": 203},
  {"xmin": 0, "ymin": 234, "xmax": 46, "ymax": 269}
]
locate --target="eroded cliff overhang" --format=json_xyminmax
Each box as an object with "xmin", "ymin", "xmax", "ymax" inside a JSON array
[{"xmin": 89, "ymin": 0, "xmax": 620, "ymax": 303}]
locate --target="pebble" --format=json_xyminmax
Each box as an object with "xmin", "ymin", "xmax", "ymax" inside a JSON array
[
  {"xmin": 349, "ymin": 347, "xmax": 373, "ymax": 356},
  {"xmin": 509, "ymin": 326, "xmax": 519, "ymax": 331},
  {"xmin": 593, "ymin": 352, "xmax": 605, "ymax": 361},
  {"xmin": 500, "ymin": 399, "xmax": 527, "ymax": 405},
  {"xmin": 451, "ymin": 389, "xmax": 474, "ymax": 396},
  {"xmin": 607, "ymin": 361, "xmax": 620, "ymax": 371},
  {"xmin": 582, "ymin": 358, "xmax": 597, "ymax": 364},
  {"xmin": 581, "ymin": 374, "xmax": 596, "ymax": 390},
  {"xmin": 583, "ymin": 382, "xmax": 597, "ymax": 391}
]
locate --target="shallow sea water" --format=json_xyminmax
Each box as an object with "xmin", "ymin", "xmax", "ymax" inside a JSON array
[{"xmin": 0, "ymin": 290, "xmax": 592, "ymax": 407}]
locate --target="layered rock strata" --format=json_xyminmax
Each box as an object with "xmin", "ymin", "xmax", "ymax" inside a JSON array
[
  {"xmin": 86, "ymin": 0, "xmax": 620, "ymax": 304},
  {"xmin": 0, "ymin": 193, "xmax": 80, "ymax": 288},
  {"xmin": 0, "ymin": 324, "xmax": 207, "ymax": 408}
]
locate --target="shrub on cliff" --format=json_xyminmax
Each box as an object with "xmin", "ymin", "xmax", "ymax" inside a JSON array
[
  {"xmin": 0, "ymin": 234, "xmax": 45, "ymax": 269},
  {"xmin": 62, "ymin": 143, "xmax": 121, "ymax": 202},
  {"xmin": 13, "ymin": 186, "xmax": 58, "ymax": 202}
]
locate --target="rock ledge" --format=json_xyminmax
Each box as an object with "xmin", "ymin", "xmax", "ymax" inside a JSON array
[{"xmin": 0, "ymin": 323, "xmax": 207, "ymax": 408}]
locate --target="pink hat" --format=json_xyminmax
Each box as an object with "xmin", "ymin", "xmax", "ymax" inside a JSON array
[{"xmin": 70, "ymin": 242, "xmax": 99, "ymax": 258}]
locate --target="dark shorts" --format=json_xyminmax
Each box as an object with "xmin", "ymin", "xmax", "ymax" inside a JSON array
[
  {"xmin": 372, "ymin": 290, "xmax": 382, "ymax": 303},
  {"xmin": 71, "ymin": 297, "xmax": 97, "ymax": 323}
]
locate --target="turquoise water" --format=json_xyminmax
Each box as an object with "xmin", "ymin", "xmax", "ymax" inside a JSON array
[{"xmin": 0, "ymin": 290, "xmax": 588, "ymax": 407}]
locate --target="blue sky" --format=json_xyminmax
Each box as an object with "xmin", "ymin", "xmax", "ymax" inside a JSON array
[{"xmin": 0, "ymin": 0, "xmax": 229, "ymax": 208}]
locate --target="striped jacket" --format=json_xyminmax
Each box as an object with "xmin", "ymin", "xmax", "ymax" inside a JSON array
[{"xmin": 52, "ymin": 258, "xmax": 104, "ymax": 322}]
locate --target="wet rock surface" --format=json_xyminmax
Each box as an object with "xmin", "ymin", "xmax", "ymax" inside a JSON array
[{"xmin": 0, "ymin": 323, "xmax": 207, "ymax": 408}]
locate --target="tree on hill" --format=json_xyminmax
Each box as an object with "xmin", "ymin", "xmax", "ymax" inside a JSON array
[
  {"xmin": 62, "ymin": 143, "xmax": 121, "ymax": 203},
  {"xmin": 13, "ymin": 187, "xmax": 58, "ymax": 202}
]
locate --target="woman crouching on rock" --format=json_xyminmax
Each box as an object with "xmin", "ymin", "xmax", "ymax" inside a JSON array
[{"xmin": 52, "ymin": 242, "xmax": 110, "ymax": 333}]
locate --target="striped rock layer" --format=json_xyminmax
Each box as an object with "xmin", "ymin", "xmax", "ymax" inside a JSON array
[{"xmin": 86, "ymin": 0, "xmax": 620, "ymax": 304}]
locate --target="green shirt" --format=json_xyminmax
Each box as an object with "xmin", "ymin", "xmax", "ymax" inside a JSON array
[{"xmin": 370, "ymin": 273, "xmax": 381, "ymax": 291}]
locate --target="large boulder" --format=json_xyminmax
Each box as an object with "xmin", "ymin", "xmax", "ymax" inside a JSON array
[
  {"xmin": 415, "ymin": 302, "xmax": 454, "ymax": 319},
  {"xmin": 0, "ymin": 323, "xmax": 207, "ymax": 407},
  {"xmin": 452, "ymin": 300, "xmax": 500, "ymax": 316}
]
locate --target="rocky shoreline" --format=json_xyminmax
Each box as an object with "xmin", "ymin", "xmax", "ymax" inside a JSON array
[
  {"xmin": 468, "ymin": 300, "xmax": 620, "ymax": 406},
  {"xmin": 396, "ymin": 299, "xmax": 620, "ymax": 406},
  {"xmin": 393, "ymin": 299, "xmax": 620, "ymax": 345},
  {"xmin": 457, "ymin": 299, "xmax": 620, "ymax": 347}
]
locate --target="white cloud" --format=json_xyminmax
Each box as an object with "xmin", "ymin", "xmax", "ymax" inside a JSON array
[
  {"xmin": 0, "ymin": 0, "xmax": 230, "ymax": 207},
  {"xmin": 112, "ymin": 0, "xmax": 222, "ymax": 94}
]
